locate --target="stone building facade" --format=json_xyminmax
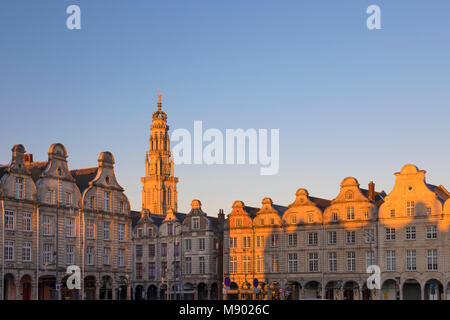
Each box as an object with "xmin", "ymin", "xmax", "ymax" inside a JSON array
[
  {"xmin": 224, "ymin": 164, "xmax": 450, "ymax": 300},
  {"xmin": 132, "ymin": 201, "xmax": 223, "ymax": 300},
  {"xmin": 0, "ymin": 143, "xmax": 132, "ymax": 300}
]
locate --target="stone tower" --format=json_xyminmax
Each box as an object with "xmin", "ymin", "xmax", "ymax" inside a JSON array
[{"xmin": 141, "ymin": 93, "xmax": 178, "ymax": 215}]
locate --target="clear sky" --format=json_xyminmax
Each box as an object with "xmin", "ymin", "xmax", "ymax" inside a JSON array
[{"xmin": 1, "ymin": 0, "xmax": 449, "ymax": 216}]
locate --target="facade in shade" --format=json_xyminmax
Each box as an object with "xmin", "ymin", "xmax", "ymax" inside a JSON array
[
  {"xmin": 224, "ymin": 165, "xmax": 450, "ymax": 300},
  {"xmin": 131, "ymin": 201, "xmax": 223, "ymax": 300},
  {"xmin": 0, "ymin": 143, "xmax": 132, "ymax": 300}
]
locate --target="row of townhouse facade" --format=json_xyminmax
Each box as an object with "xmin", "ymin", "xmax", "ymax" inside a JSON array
[
  {"xmin": 131, "ymin": 200, "xmax": 224, "ymax": 300},
  {"xmin": 0, "ymin": 143, "xmax": 132, "ymax": 300},
  {"xmin": 224, "ymin": 164, "xmax": 450, "ymax": 300}
]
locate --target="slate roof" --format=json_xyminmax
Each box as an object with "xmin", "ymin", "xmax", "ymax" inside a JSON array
[{"xmin": 70, "ymin": 167, "xmax": 98, "ymax": 194}]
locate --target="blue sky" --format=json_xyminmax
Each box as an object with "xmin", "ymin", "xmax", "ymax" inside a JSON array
[{"xmin": 1, "ymin": 0, "xmax": 450, "ymax": 215}]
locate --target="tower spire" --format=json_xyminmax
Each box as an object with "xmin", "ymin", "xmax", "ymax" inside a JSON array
[{"xmin": 157, "ymin": 89, "xmax": 162, "ymax": 111}]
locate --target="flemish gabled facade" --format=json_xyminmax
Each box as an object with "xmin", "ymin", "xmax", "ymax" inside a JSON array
[{"xmin": 0, "ymin": 144, "xmax": 132, "ymax": 300}]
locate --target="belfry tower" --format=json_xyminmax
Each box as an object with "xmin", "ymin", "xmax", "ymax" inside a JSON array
[{"xmin": 141, "ymin": 92, "xmax": 178, "ymax": 215}]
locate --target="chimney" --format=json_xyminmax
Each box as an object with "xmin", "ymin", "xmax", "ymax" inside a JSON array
[
  {"xmin": 368, "ymin": 181, "xmax": 375, "ymax": 201},
  {"xmin": 24, "ymin": 154, "xmax": 33, "ymax": 165},
  {"xmin": 218, "ymin": 209, "xmax": 225, "ymax": 227}
]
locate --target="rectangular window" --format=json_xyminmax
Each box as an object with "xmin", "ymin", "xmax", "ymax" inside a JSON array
[
  {"xmin": 103, "ymin": 247, "xmax": 111, "ymax": 265},
  {"xmin": 136, "ymin": 263, "xmax": 143, "ymax": 279},
  {"xmin": 86, "ymin": 220, "xmax": 94, "ymax": 239},
  {"xmin": 118, "ymin": 223, "xmax": 125, "ymax": 242},
  {"xmin": 385, "ymin": 228, "xmax": 395, "ymax": 241},
  {"xmin": 103, "ymin": 222, "xmax": 110, "ymax": 240},
  {"xmin": 148, "ymin": 228, "xmax": 153, "ymax": 237},
  {"xmin": 185, "ymin": 257, "xmax": 192, "ymax": 274},
  {"xmin": 426, "ymin": 207, "xmax": 432, "ymax": 216},
  {"xmin": 426, "ymin": 226, "xmax": 438, "ymax": 239},
  {"xmin": 185, "ymin": 239, "xmax": 192, "ymax": 251},
  {"xmin": 48, "ymin": 190, "xmax": 54, "ymax": 205},
  {"xmin": 65, "ymin": 192, "xmax": 72, "ymax": 205},
  {"xmin": 332, "ymin": 212, "xmax": 339, "ymax": 222},
  {"xmin": 65, "ymin": 217, "xmax": 75, "ymax": 237},
  {"xmin": 365, "ymin": 229, "xmax": 374, "ymax": 243},
  {"xmin": 86, "ymin": 247, "xmax": 94, "ymax": 265},
  {"xmin": 288, "ymin": 253, "xmax": 298, "ymax": 273},
  {"xmin": 328, "ymin": 231, "xmax": 337, "ymax": 245},
  {"xmin": 229, "ymin": 237, "xmax": 237, "ymax": 249},
  {"xmin": 168, "ymin": 223, "xmax": 173, "ymax": 235},
  {"xmin": 229, "ymin": 257, "xmax": 237, "ymax": 274},
  {"xmin": 118, "ymin": 248, "xmax": 124, "ymax": 267},
  {"xmin": 406, "ymin": 226, "xmax": 416, "ymax": 240},
  {"xmin": 328, "ymin": 252, "xmax": 337, "ymax": 272},
  {"xmin": 406, "ymin": 201, "xmax": 415, "ymax": 216},
  {"xmin": 308, "ymin": 252, "xmax": 319, "ymax": 272},
  {"xmin": 66, "ymin": 245, "xmax": 74, "ymax": 265},
  {"xmin": 290, "ymin": 215, "xmax": 297, "ymax": 224},
  {"xmin": 23, "ymin": 212, "xmax": 32, "ymax": 232},
  {"xmin": 137, "ymin": 228, "xmax": 143, "ymax": 238},
  {"xmin": 288, "ymin": 233, "xmax": 297, "ymax": 247},
  {"xmin": 427, "ymin": 249, "xmax": 438, "ymax": 271},
  {"xmin": 22, "ymin": 241, "xmax": 32, "ymax": 262},
  {"xmin": 16, "ymin": 177, "xmax": 24, "ymax": 199},
  {"xmin": 136, "ymin": 245, "xmax": 143, "ymax": 258},
  {"xmin": 104, "ymin": 191, "xmax": 111, "ymax": 212},
  {"xmin": 5, "ymin": 240, "xmax": 14, "ymax": 261},
  {"xmin": 43, "ymin": 244, "xmax": 52, "ymax": 264},
  {"xmin": 43, "ymin": 215, "xmax": 53, "ymax": 236},
  {"xmin": 149, "ymin": 244, "xmax": 155, "ymax": 257},
  {"xmin": 89, "ymin": 196, "xmax": 95, "ymax": 209},
  {"xmin": 406, "ymin": 250, "xmax": 416, "ymax": 271},
  {"xmin": 366, "ymin": 251, "xmax": 375, "ymax": 269},
  {"xmin": 256, "ymin": 235, "xmax": 264, "ymax": 248},
  {"xmin": 347, "ymin": 251, "xmax": 356, "ymax": 272},
  {"xmin": 346, "ymin": 207, "xmax": 355, "ymax": 220},
  {"xmin": 271, "ymin": 234, "xmax": 279, "ymax": 248},
  {"xmin": 243, "ymin": 236, "xmax": 251, "ymax": 249},
  {"xmin": 161, "ymin": 243, "xmax": 167, "ymax": 257},
  {"xmin": 271, "ymin": 254, "xmax": 279, "ymax": 273},
  {"xmin": 346, "ymin": 231, "xmax": 356, "ymax": 244},
  {"xmin": 307, "ymin": 232, "xmax": 318, "ymax": 246},
  {"xmin": 119, "ymin": 201, "xmax": 124, "ymax": 214},
  {"xmin": 242, "ymin": 256, "xmax": 251, "ymax": 274},
  {"xmin": 5, "ymin": 211, "xmax": 14, "ymax": 230},
  {"xmin": 192, "ymin": 217, "xmax": 200, "ymax": 230},
  {"xmin": 256, "ymin": 255, "xmax": 264, "ymax": 273},
  {"xmin": 386, "ymin": 250, "xmax": 396, "ymax": 271},
  {"xmin": 199, "ymin": 238, "xmax": 206, "ymax": 251},
  {"xmin": 390, "ymin": 209, "xmax": 395, "ymax": 217},
  {"xmin": 149, "ymin": 262, "xmax": 156, "ymax": 278}
]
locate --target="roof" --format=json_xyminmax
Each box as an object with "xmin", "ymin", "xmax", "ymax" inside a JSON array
[
  {"xmin": 427, "ymin": 184, "xmax": 450, "ymax": 204},
  {"xmin": 70, "ymin": 167, "xmax": 98, "ymax": 194},
  {"xmin": 360, "ymin": 188, "xmax": 386, "ymax": 207},
  {"xmin": 26, "ymin": 161, "xmax": 48, "ymax": 182},
  {"xmin": 131, "ymin": 210, "xmax": 187, "ymax": 228}
]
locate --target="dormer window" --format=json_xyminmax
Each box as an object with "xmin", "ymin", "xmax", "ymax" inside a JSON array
[
  {"xmin": 168, "ymin": 223, "xmax": 173, "ymax": 235},
  {"xmin": 105, "ymin": 176, "xmax": 110, "ymax": 184},
  {"xmin": 345, "ymin": 191, "xmax": 353, "ymax": 200},
  {"xmin": 48, "ymin": 190, "xmax": 54, "ymax": 205},
  {"xmin": 119, "ymin": 201, "xmax": 124, "ymax": 214},
  {"xmin": 290, "ymin": 216, "xmax": 296, "ymax": 224},
  {"xmin": 148, "ymin": 228, "xmax": 153, "ymax": 237},
  {"xmin": 89, "ymin": 196, "xmax": 95, "ymax": 209},
  {"xmin": 192, "ymin": 217, "xmax": 200, "ymax": 230},
  {"xmin": 137, "ymin": 228, "xmax": 143, "ymax": 238},
  {"xmin": 65, "ymin": 192, "xmax": 72, "ymax": 205},
  {"xmin": 104, "ymin": 191, "xmax": 111, "ymax": 212},
  {"xmin": 307, "ymin": 214, "xmax": 314, "ymax": 223},
  {"xmin": 15, "ymin": 177, "xmax": 24, "ymax": 199}
]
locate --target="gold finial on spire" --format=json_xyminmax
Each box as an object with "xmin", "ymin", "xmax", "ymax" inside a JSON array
[{"xmin": 157, "ymin": 89, "xmax": 162, "ymax": 111}]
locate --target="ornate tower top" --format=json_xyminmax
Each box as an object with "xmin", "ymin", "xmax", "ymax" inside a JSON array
[{"xmin": 141, "ymin": 91, "xmax": 178, "ymax": 215}]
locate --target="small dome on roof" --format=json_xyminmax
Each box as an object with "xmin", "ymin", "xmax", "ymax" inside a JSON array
[
  {"xmin": 191, "ymin": 199, "xmax": 202, "ymax": 209},
  {"xmin": 400, "ymin": 164, "xmax": 419, "ymax": 174},
  {"xmin": 341, "ymin": 177, "xmax": 359, "ymax": 187},
  {"xmin": 232, "ymin": 200, "xmax": 245, "ymax": 209},
  {"xmin": 98, "ymin": 152, "xmax": 115, "ymax": 165}
]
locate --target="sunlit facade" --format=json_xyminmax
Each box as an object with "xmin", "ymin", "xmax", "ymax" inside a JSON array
[{"xmin": 224, "ymin": 165, "xmax": 450, "ymax": 300}]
